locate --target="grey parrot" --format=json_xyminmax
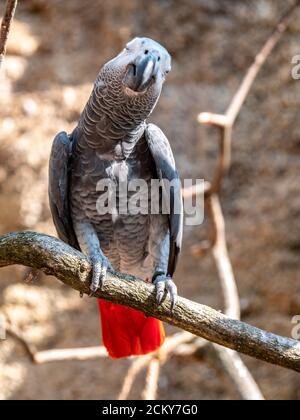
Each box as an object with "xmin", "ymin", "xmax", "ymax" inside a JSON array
[{"xmin": 49, "ymin": 37, "xmax": 183, "ymax": 358}]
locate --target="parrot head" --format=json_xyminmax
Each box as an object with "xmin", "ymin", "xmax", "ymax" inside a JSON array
[
  {"xmin": 99, "ymin": 37, "xmax": 171, "ymax": 114},
  {"xmin": 121, "ymin": 37, "xmax": 171, "ymax": 94}
]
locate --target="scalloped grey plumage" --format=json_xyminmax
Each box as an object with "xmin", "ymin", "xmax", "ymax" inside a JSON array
[{"xmin": 48, "ymin": 37, "xmax": 182, "ymax": 296}]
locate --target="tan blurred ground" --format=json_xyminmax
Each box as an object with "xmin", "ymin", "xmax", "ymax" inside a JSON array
[{"xmin": 0, "ymin": 0, "xmax": 300, "ymax": 400}]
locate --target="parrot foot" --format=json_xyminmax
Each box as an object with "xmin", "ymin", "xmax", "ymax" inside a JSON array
[
  {"xmin": 89, "ymin": 255, "xmax": 112, "ymax": 294},
  {"xmin": 153, "ymin": 274, "xmax": 178, "ymax": 310}
]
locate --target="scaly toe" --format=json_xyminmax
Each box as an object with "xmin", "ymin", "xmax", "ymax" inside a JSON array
[
  {"xmin": 153, "ymin": 275, "xmax": 178, "ymax": 309},
  {"xmin": 166, "ymin": 280, "xmax": 178, "ymax": 311},
  {"xmin": 156, "ymin": 283, "xmax": 166, "ymax": 305},
  {"xmin": 99, "ymin": 263, "xmax": 108, "ymax": 290}
]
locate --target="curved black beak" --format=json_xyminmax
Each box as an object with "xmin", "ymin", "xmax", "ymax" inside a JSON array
[{"xmin": 123, "ymin": 53, "xmax": 158, "ymax": 92}]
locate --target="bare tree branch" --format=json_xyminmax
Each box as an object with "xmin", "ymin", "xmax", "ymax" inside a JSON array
[
  {"xmin": 26, "ymin": 346, "xmax": 249, "ymax": 402},
  {"xmin": 5, "ymin": 323, "xmax": 108, "ymax": 363},
  {"xmin": 34, "ymin": 346, "xmax": 108, "ymax": 364},
  {"xmin": 209, "ymin": 194, "xmax": 240, "ymax": 320},
  {"xmin": 191, "ymin": 193, "xmax": 264, "ymax": 399},
  {"xmin": 226, "ymin": 0, "xmax": 300, "ymax": 126},
  {"xmin": 6, "ymin": 326, "xmax": 37, "ymax": 363},
  {"xmin": 142, "ymin": 357, "xmax": 160, "ymax": 400},
  {"xmin": 212, "ymin": 345, "xmax": 264, "ymax": 401},
  {"xmin": 182, "ymin": 181, "xmax": 211, "ymax": 200},
  {"xmin": 0, "ymin": 231, "xmax": 299, "ymax": 373},
  {"xmin": 202, "ymin": 195, "xmax": 264, "ymax": 399},
  {"xmin": 118, "ymin": 332, "xmax": 195, "ymax": 400},
  {"xmin": 118, "ymin": 356, "xmax": 151, "ymax": 400},
  {"xmin": 182, "ymin": 2, "xmax": 300, "ymax": 399},
  {"xmin": 197, "ymin": 0, "xmax": 300, "ymax": 195},
  {"xmin": 0, "ymin": 0, "xmax": 18, "ymax": 68}
]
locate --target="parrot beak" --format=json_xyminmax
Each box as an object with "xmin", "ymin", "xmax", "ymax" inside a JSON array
[{"xmin": 123, "ymin": 53, "xmax": 159, "ymax": 93}]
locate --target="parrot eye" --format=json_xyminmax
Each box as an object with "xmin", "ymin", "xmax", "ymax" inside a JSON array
[{"xmin": 124, "ymin": 42, "xmax": 133, "ymax": 52}]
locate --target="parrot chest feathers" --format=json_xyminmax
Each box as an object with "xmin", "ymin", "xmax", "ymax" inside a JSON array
[
  {"xmin": 105, "ymin": 160, "xmax": 129, "ymax": 183},
  {"xmin": 70, "ymin": 132, "xmax": 157, "ymax": 273},
  {"xmin": 95, "ymin": 138, "xmax": 138, "ymax": 162}
]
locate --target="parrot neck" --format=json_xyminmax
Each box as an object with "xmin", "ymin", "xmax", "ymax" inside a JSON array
[{"xmin": 80, "ymin": 78, "xmax": 157, "ymax": 153}]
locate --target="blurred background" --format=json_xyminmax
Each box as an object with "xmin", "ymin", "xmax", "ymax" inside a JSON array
[{"xmin": 0, "ymin": 0, "xmax": 300, "ymax": 400}]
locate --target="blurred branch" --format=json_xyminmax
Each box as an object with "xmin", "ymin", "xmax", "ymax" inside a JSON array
[
  {"xmin": 197, "ymin": 0, "xmax": 300, "ymax": 195},
  {"xmin": 34, "ymin": 346, "xmax": 107, "ymax": 364},
  {"xmin": 0, "ymin": 0, "xmax": 18, "ymax": 68},
  {"xmin": 183, "ymin": 1, "xmax": 300, "ymax": 399},
  {"xmin": 203, "ymin": 195, "xmax": 264, "ymax": 399},
  {"xmin": 212, "ymin": 345, "xmax": 264, "ymax": 401},
  {"xmin": 142, "ymin": 357, "xmax": 160, "ymax": 400},
  {"xmin": 192, "ymin": 194, "xmax": 264, "ymax": 400},
  {"xmin": 118, "ymin": 332, "xmax": 195, "ymax": 400},
  {"xmin": 118, "ymin": 356, "xmax": 151, "ymax": 400},
  {"xmin": 0, "ymin": 232, "xmax": 300, "ymax": 373},
  {"xmin": 5, "ymin": 323, "xmax": 107, "ymax": 363},
  {"xmin": 182, "ymin": 181, "xmax": 211, "ymax": 200},
  {"xmin": 6, "ymin": 325, "xmax": 36, "ymax": 363},
  {"xmin": 208, "ymin": 194, "xmax": 240, "ymax": 320}
]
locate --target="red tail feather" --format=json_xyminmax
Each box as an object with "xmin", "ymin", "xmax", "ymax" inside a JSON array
[{"xmin": 98, "ymin": 299, "xmax": 165, "ymax": 358}]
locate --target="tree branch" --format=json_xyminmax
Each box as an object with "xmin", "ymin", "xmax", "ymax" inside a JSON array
[
  {"xmin": 180, "ymin": 2, "xmax": 300, "ymax": 397},
  {"xmin": 118, "ymin": 331, "xmax": 195, "ymax": 400},
  {"xmin": 212, "ymin": 345, "xmax": 264, "ymax": 400},
  {"xmin": 0, "ymin": 231, "xmax": 299, "ymax": 373},
  {"xmin": 142, "ymin": 357, "xmax": 160, "ymax": 400},
  {"xmin": 197, "ymin": 0, "xmax": 300, "ymax": 195},
  {"xmin": 209, "ymin": 194, "xmax": 240, "ymax": 320},
  {"xmin": 0, "ymin": 0, "xmax": 18, "ymax": 68},
  {"xmin": 193, "ymin": 194, "xmax": 264, "ymax": 399}
]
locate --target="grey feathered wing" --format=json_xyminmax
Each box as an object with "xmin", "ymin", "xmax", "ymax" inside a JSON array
[
  {"xmin": 145, "ymin": 123, "xmax": 183, "ymax": 277},
  {"xmin": 48, "ymin": 131, "xmax": 78, "ymax": 249}
]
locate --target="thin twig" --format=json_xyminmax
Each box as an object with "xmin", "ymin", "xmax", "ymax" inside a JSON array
[
  {"xmin": 0, "ymin": 0, "xmax": 18, "ymax": 68},
  {"xmin": 209, "ymin": 194, "xmax": 240, "ymax": 320},
  {"xmin": 226, "ymin": 0, "xmax": 300, "ymax": 126},
  {"xmin": 182, "ymin": 181, "xmax": 211, "ymax": 200},
  {"xmin": 5, "ymin": 326, "xmax": 194, "ymax": 368},
  {"xmin": 118, "ymin": 332, "xmax": 195, "ymax": 400},
  {"xmin": 142, "ymin": 357, "xmax": 160, "ymax": 400},
  {"xmin": 209, "ymin": 195, "xmax": 264, "ymax": 399},
  {"xmin": 6, "ymin": 325, "xmax": 108, "ymax": 363},
  {"xmin": 34, "ymin": 346, "xmax": 107, "ymax": 363},
  {"xmin": 197, "ymin": 0, "xmax": 300, "ymax": 194},
  {"xmin": 192, "ymin": 194, "xmax": 264, "ymax": 399},
  {"xmin": 158, "ymin": 331, "xmax": 195, "ymax": 363},
  {"xmin": 212, "ymin": 346, "xmax": 264, "ymax": 400},
  {"xmin": 118, "ymin": 356, "xmax": 151, "ymax": 400},
  {"xmin": 6, "ymin": 326, "xmax": 36, "ymax": 363}
]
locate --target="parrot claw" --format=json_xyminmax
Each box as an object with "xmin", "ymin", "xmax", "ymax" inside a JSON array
[
  {"xmin": 90, "ymin": 255, "xmax": 112, "ymax": 293},
  {"xmin": 153, "ymin": 275, "xmax": 178, "ymax": 310}
]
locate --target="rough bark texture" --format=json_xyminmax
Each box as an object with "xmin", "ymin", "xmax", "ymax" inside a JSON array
[
  {"xmin": 0, "ymin": 0, "xmax": 18, "ymax": 67},
  {"xmin": 0, "ymin": 231, "xmax": 299, "ymax": 373}
]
